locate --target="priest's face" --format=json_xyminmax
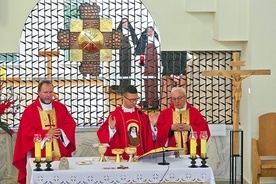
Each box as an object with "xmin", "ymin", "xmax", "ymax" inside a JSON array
[
  {"xmin": 123, "ymin": 93, "xmax": 139, "ymax": 109},
  {"xmin": 38, "ymin": 83, "xmax": 54, "ymax": 104},
  {"xmin": 171, "ymin": 89, "xmax": 187, "ymax": 109}
]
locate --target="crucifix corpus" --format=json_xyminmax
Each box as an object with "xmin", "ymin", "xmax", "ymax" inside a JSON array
[{"xmin": 202, "ymin": 52, "xmax": 270, "ymax": 155}]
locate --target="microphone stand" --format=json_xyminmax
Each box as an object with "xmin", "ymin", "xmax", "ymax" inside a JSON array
[
  {"xmin": 140, "ymin": 111, "xmax": 170, "ymax": 166},
  {"xmin": 158, "ymin": 147, "xmax": 170, "ymax": 165}
]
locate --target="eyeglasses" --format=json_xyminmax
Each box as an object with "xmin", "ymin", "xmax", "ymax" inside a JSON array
[
  {"xmin": 124, "ymin": 96, "xmax": 140, "ymax": 103},
  {"xmin": 171, "ymin": 96, "xmax": 185, "ymax": 101}
]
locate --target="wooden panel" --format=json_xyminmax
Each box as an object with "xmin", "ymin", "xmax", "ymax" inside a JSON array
[{"xmin": 258, "ymin": 113, "xmax": 276, "ymax": 156}]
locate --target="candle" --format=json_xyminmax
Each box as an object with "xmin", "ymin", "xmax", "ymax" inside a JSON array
[
  {"xmin": 200, "ymin": 131, "xmax": 208, "ymax": 158},
  {"xmin": 45, "ymin": 141, "xmax": 52, "ymax": 161},
  {"xmin": 34, "ymin": 142, "xmax": 41, "ymax": 161},
  {"xmin": 190, "ymin": 139, "xmax": 196, "ymax": 158},
  {"xmin": 33, "ymin": 134, "xmax": 42, "ymax": 162},
  {"xmin": 201, "ymin": 139, "xmax": 207, "ymax": 158}
]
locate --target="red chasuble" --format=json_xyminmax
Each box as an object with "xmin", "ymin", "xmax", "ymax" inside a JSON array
[
  {"xmin": 12, "ymin": 97, "xmax": 76, "ymax": 184},
  {"xmin": 97, "ymin": 106, "xmax": 154, "ymax": 159},
  {"xmin": 156, "ymin": 103, "xmax": 211, "ymax": 155}
]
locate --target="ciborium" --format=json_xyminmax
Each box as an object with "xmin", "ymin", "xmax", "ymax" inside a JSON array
[
  {"xmin": 125, "ymin": 147, "xmax": 137, "ymax": 162},
  {"xmin": 111, "ymin": 149, "xmax": 124, "ymax": 163},
  {"xmin": 98, "ymin": 145, "xmax": 107, "ymax": 162}
]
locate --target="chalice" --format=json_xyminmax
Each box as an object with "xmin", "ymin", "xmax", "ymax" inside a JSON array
[
  {"xmin": 111, "ymin": 148, "xmax": 124, "ymax": 163},
  {"xmin": 98, "ymin": 145, "xmax": 107, "ymax": 162},
  {"xmin": 125, "ymin": 147, "xmax": 137, "ymax": 162}
]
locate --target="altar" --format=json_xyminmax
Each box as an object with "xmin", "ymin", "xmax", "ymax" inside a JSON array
[{"xmin": 27, "ymin": 155, "xmax": 215, "ymax": 184}]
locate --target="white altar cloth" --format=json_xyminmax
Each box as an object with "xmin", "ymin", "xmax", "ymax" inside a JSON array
[{"xmin": 27, "ymin": 156, "xmax": 216, "ymax": 184}]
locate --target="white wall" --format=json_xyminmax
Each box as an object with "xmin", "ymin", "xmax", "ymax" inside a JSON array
[
  {"xmin": 0, "ymin": 0, "xmax": 38, "ymax": 53},
  {"xmin": 1, "ymin": 0, "xmax": 276, "ymax": 183},
  {"xmin": 246, "ymin": 1, "xmax": 276, "ymax": 183}
]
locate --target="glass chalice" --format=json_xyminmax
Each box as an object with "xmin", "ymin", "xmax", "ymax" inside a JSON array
[{"xmin": 98, "ymin": 144, "xmax": 107, "ymax": 162}]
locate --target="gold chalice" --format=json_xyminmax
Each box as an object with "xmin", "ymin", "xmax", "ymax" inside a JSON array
[
  {"xmin": 98, "ymin": 145, "xmax": 107, "ymax": 162},
  {"xmin": 125, "ymin": 147, "xmax": 137, "ymax": 162},
  {"xmin": 111, "ymin": 148, "xmax": 124, "ymax": 163}
]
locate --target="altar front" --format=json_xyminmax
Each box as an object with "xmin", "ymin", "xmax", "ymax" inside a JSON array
[{"xmin": 27, "ymin": 155, "xmax": 215, "ymax": 184}]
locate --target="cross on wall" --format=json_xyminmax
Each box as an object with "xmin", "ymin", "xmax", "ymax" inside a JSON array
[
  {"xmin": 57, "ymin": 3, "xmax": 122, "ymax": 77},
  {"xmin": 202, "ymin": 52, "xmax": 270, "ymax": 155}
]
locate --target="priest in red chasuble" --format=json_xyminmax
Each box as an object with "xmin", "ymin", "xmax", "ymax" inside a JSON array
[
  {"xmin": 156, "ymin": 87, "xmax": 210, "ymax": 155},
  {"xmin": 97, "ymin": 85, "xmax": 159, "ymax": 159},
  {"xmin": 13, "ymin": 80, "xmax": 76, "ymax": 184}
]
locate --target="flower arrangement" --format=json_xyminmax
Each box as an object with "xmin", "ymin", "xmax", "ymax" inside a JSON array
[{"xmin": 0, "ymin": 81, "xmax": 20, "ymax": 136}]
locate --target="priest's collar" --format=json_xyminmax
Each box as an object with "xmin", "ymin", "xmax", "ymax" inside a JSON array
[
  {"xmin": 39, "ymin": 98, "xmax": 52, "ymax": 111},
  {"xmin": 175, "ymin": 103, "xmax": 187, "ymax": 111},
  {"xmin": 122, "ymin": 105, "xmax": 135, "ymax": 113}
]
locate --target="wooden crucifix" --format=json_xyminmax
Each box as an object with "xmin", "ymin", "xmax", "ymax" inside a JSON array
[{"xmin": 202, "ymin": 52, "xmax": 270, "ymax": 155}]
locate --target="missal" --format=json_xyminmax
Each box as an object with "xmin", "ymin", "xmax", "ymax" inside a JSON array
[{"xmin": 138, "ymin": 147, "xmax": 184, "ymax": 160}]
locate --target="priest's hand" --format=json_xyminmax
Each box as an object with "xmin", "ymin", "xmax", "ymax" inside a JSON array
[
  {"xmin": 108, "ymin": 115, "xmax": 116, "ymax": 129},
  {"xmin": 48, "ymin": 128, "xmax": 61, "ymax": 139},
  {"xmin": 171, "ymin": 124, "xmax": 191, "ymax": 132}
]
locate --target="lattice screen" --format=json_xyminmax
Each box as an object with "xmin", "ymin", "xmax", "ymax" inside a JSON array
[
  {"xmin": 187, "ymin": 51, "xmax": 235, "ymax": 124},
  {"xmin": 0, "ymin": 0, "xmax": 234, "ymax": 129}
]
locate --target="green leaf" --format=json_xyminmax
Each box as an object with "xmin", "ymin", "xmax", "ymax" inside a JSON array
[{"xmin": 0, "ymin": 122, "xmax": 12, "ymax": 136}]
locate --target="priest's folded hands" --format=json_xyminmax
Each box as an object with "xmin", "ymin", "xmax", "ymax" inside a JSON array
[
  {"xmin": 171, "ymin": 123, "xmax": 191, "ymax": 132},
  {"xmin": 48, "ymin": 127, "xmax": 62, "ymax": 139}
]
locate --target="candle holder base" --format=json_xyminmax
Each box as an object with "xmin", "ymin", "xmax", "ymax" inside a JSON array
[
  {"xmin": 188, "ymin": 157, "xmax": 198, "ymax": 168},
  {"xmin": 44, "ymin": 161, "xmax": 54, "ymax": 171},
  {"xmin": 33, "ymin": 160, "xmax": 43, "ymax": 171},
  {"xmin": 200, "ymin": 157, "xmax": 209, "ymax": 167}
]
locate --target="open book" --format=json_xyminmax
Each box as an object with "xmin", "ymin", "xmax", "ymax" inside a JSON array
[{"xmin": 138, "ymin": 147, "xmax": 184, "ymax": 160}]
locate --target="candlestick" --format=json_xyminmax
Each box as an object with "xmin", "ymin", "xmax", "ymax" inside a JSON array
[
  {"xmin": 33, "ymin": 134, "xmax": 42, "ymax": 162},
  {"xmin": 200, "ymin": 131, "xmax": 208, "ymax": 158},
  {"xmin": 45, "ymin": 134, "xmax": 52, "ymax": 162}
]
